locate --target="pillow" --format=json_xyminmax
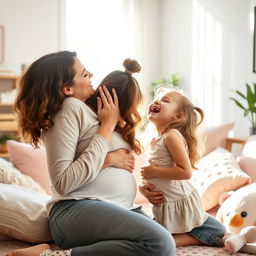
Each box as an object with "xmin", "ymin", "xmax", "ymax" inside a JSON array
[
  {"xmin": 0, "ymin": 162, "xmax": 46, "ymax": 194},
  {"xmin": 201, "ymin": 123, "xmax": 235, "ymax": 155},
  {"xmin": 237, "ymin": 135, "xmax": 256, "ymax": 182},
  {"xmin": 0, "ymin": 183, "xmax": 52, "ymax": 243},
  {"xmin": 0, "ymin": 233, "xmax": 13, "ymax": 241},
  {"xmin": 191, "ymin": 147, "xmax": 251, "ymax": 211},
  {"xmin": 0, "ymin": 157, "xmax": 12, "ymax": 166},
  {"xmin": 7, "ymin": 140, "xmax": 52, "ymax": 194}
]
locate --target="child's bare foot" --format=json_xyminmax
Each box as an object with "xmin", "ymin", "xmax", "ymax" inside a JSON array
[{"xmin": 6, "ymin": 243, "xmax": 51, "ymax": 256}]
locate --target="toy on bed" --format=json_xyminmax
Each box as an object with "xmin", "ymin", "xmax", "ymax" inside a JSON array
[{"xmin": 216, "ymin": 183, "xmax": 256, "ymax": 254}]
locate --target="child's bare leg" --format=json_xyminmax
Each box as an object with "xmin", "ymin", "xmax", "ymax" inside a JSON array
[
  {"xmin": 173, "ymin": 233, "xmax": 203, "ymax": 247},
  {"xmin": 6, "ymin": 243, "xmax": 50, "ymax": 256}
]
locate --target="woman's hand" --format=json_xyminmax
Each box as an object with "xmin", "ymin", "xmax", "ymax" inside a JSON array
[
  {"xmin": 97, "ymin": 86, "xmax": 120, "ymax": 140},
  {"xmin": 103, "ymin": 149, "xmax": 135, "ymax": 173},
  {"xmin": 139, "ymin": 182, "xmax": 165, "ymax": 205}
]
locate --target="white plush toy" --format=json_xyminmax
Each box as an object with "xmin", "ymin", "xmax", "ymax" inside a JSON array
[{"xmin": 216, "ymin": 183, "xmax": 256, "ymax": 254}]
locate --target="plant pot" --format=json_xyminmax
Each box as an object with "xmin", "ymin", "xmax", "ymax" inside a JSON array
[
  {"xmin": 250, "ymin": 127, "xmax": 256, "ymax": 135},
  {"xmin": 0, "ymin": 143, "xmax": 8, "ymax": 153}
]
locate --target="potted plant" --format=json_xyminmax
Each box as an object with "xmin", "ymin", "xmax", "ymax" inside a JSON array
[
  {"xmin": 150, "ymin": 73, "xmax": 180, "ymax": 99},
  {"xmin": 230, "ymin": 82, "xmax": 256, "ymax": 135},
  {"xmin": 0, "ymin": 134, "xmax": 14, "ymax": 153}
]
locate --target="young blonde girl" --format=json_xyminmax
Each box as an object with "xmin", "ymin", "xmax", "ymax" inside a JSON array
[{"xmin": 140, "ymin": 89, "xmax": 227, "ymax": 247}]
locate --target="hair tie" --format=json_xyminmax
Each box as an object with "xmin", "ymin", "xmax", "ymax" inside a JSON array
[{"xmin": 125, "ymin": 69, "xmax": 133, "ymax": 75}]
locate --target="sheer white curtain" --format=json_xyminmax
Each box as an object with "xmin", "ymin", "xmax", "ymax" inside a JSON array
[
  {"xmin": 64, "ymin": 0, "xmax": 142, "ymax": 86},
  {"xmin": 190, "ymin": 0, "xmax": 223, "ymax": 127},
  {"xmin": 63, "ymin": 0, "xmax": 160, "ymax": 104}
]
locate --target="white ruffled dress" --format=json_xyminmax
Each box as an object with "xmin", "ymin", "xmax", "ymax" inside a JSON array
[{"xmin": 146, "ymin": 130, "xmax": 208, "ymax": 234}]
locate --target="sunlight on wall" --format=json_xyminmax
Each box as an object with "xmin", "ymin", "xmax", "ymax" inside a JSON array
[
  {"xmin": 250, "ymin": 8, "xmax": 255, "ymax": 33},
  {"xmin": 65, "ymin": 0, "xmax": 137, "ymax": 86},
  {"xmin": 191, "ymin": 0, "xmax": 223, "ymax": 127}
]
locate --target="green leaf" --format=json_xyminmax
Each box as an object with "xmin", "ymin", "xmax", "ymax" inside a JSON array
[
  {"xmin": 246, "ymin": 83, "xmax": 255, "ymax": 109},
  {"xmin": 230, "ymin": 97, "xmax": 246, "ymax": 110},
  {"xmin": 233, "ymin": 90, "xmax": 246, "ymax": 100},
  {"xmin": 252, "ymin": 106, "xmax": 256, "ymax": 113},
  {"xmin": 244, "ymin": 109, "xmax": 250, "ymax": 117},
  {"xmin": 253, "ymin": 83, "xmax": 256, "ymax": 98},
  {"xmin": 171, "ymin": 74, "xmax": 180, "ymax": 86},
  {"xmin": 230, "ymin": 82, "xmax": 256, "ymax": 128}
]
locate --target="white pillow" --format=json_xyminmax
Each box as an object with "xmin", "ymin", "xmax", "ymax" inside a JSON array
[
  {"xmin": 0, "ymin": 184, "xmax": 52, "ymax": 243},
  {"xmin": 0, "ymin": 157, "xmax": 12, "ymax": 166},
  {"xmin": 191, "ymin": 147, "xmax": 251, "ymax": 211},
  {"xmin": 0, "ymin": 160, "xmax": 46, "ymax": 194}
]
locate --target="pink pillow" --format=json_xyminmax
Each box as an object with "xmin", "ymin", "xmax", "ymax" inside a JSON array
[
  {"xmin": 7, "ymin": 141, "xmax": 52, "ymax": 194},
  {"xmin": 237, "ymin": 135, "xmax": 256, "ymax": 182},
  {"xmin": 201, "ymin": 123, "xmax": 235, "ymax": 155}
]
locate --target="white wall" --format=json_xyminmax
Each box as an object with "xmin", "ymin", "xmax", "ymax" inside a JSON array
[
  {"xmin": 0, "ymin": 0, "xmax": 255, "ymax": 137},
  {"xmin": 160, "ymin": 0, "xmax": 193, "ymax": 92},
  {"xmin": 0, "ymin": 0, "xmax": 60, "ymax": 74},
  {"xmin": 134, "ymin": 0, "xmax": 161, "ymax": 105},
  {"xmin": 160, "ymin": 0, "xmax": 256, "ymax": 137}
]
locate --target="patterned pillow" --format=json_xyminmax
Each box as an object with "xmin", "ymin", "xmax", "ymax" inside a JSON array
[
  {"xmin": 0, "ymin": 183, "xmax": 52, "ymax": 243},
  {"xmin": 0, "ymin": 159, "xmax": 46, "ymax": 194},
  {"xmin": 191, "ymin": 147, "xmax": 251, "ymax": 211}
]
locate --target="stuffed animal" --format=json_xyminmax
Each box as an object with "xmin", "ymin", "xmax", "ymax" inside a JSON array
[{"xmin": 216, "ymin": 183, "xmax": 256, "ymax": 254}]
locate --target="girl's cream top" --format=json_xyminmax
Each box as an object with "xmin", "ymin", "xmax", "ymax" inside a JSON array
[{"xmin": 146, "ymin": 129, "xmax": 208, "ymax": 233}]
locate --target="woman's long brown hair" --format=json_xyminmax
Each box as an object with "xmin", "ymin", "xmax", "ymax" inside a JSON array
[
  {"xmin": 86, "ymin": 58, "xmax": 143, "ymax": 154},
  {"xmin": 15, "ymin": 51, "xmax": 77, "ymax": 148}
]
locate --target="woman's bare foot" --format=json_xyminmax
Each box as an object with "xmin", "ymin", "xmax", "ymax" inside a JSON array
[{"xmin": 6, "ymin": 243, "xmax": 51, "ymax": 256}]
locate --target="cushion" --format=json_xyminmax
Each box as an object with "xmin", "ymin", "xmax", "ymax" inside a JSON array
[
  {"xmin": 201, "ymin": 123, "xmax": 235, "ymax": 155},
  {"xmin": 0, "ymin": 159, "xmax": 46, "ymax": 194},
  {"xmin": 0, "ymin": 157, "xmax": 12, "ymax": 166},
  {"xmin": 0, "ymin": 233, "xmax": 13, "ymax": 241},
  {"xmin": 7, "ymin": 140, "xmax": 52, "ymax": 194},
  {"xmin": 191, "ymin": 147, "xmax": 251, "ymax": 211},
  {"xmin": 237, "ymin": 135, "xmax": 256, "ymax": 182},
  {"xmin": 0, "ymin": 183, "xmax": 52, "ymax": 243}
]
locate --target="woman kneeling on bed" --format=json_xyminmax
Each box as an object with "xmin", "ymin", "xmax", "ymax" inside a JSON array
[{"xmin": 7, "ymin": 52, "xmax": 175, "ymax": 256}]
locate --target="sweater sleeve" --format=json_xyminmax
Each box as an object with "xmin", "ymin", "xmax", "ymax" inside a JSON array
[{"xmin": 44, "ymin": 102, "xmax": 109, "ymax": 196}]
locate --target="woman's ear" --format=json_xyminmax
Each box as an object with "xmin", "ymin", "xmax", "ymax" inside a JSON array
[{"xmin": 63, "ymin": 86, "xmax": 74, "ymax": 96}]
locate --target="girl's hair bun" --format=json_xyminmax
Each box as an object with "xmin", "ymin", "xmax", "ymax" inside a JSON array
[{"xmin": 123, "ymin": 58, "xmax": 141, "ymax": 74}]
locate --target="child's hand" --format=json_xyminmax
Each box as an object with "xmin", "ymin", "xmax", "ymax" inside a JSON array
[{"xmin": 140, "ymin": 160, "xmax": 156, "ymax": 179}]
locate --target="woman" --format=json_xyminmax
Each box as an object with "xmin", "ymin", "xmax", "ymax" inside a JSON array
[{"xmin": 8, "ymin": 51, "xmax": 175, "ymax": 256}]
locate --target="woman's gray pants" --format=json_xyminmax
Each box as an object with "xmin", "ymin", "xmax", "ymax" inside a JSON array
[{"xmin": 49, "ymin": 199, "xmax": 175, "ymax": 256}]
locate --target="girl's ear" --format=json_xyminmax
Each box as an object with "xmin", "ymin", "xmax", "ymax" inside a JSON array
[
  {"xmin": 63, "ymin": 86, "xmax": 74, "ymax": 96},
  {"xmin": 175, "ymin": 112, "xmax": 185, "ymax": 120}
]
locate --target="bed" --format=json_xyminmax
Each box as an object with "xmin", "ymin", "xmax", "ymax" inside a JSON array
[
  {"xmin": 1, "ymin": 123, "xmax": 256, "ymax": 255},
  {"xmin": 0, "ymin": 240, "xmax": 253, "ymax": 256}
]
